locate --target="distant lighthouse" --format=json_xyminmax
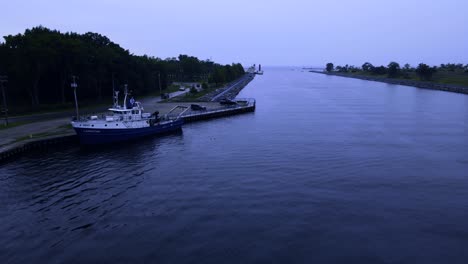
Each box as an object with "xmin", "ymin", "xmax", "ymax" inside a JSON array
[{"xmin": 256, "ymin": 64, "xmax": 264, "ymax": 75}]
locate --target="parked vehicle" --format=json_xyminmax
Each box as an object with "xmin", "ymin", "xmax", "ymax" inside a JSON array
[
  {"xmin": 219, "ymin": 98, "xmax": 237, "ymax": 105},
  {"xmin": 191, "ymin": 104, "xmax": 207, "ymax": 111}
]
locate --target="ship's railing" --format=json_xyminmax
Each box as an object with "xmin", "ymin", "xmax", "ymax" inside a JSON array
[
  {"xmin": 163, "ymin": 105, "xmax": 190, "ymax": 121},
  {"xmin": 233, "ymin": 98, "xmax": 256, "ymax": 107}
]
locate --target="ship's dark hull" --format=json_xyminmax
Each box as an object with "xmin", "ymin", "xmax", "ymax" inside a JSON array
[{"xmin": 73, "ymin": 119, "xmax": 184, "ymax": 145}]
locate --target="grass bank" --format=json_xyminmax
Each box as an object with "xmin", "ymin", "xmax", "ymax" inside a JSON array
[
  {"xmin": 312, "ymin": 70, "xmax": 468, "ymax": 95},
  {"xmin": 345, "ymin": 70, "xmax": 468, "ymax": 87}
]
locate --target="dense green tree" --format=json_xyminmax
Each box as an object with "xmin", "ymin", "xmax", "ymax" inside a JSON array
[
  {"xmin": 326, "ymin": 63, "xmax": 334, "ymax": 72},
  {"xmin": 403, "ymin": 63, "xmax": 412, "ymax": 71},
  {"xmin": 387, "ymin": 62, "xmax": 401, "ymax": 78},
  {"xmin": 335, "ymin": 64, "xmax": 349, "ymax": 73},
  {"xmin": 415, "ymin": 63, "xmax": 437, "ymax": 81},
  {"xmin": 208, "ymin": 63, "xmax": 244, "ymax": 85},
  {"xmin": 371, "ymin": 65, "xmax": 387, "ymax": 75},
  {"xmin": 210, "ymin": 67, "xmax": 226, "ymax": 85},
  {"xmin": 0, "ymin": 26, "xmax": 245, "ymax": 113},
  {"xmin": 362, "ymin": 62, "xmax": 374, "ymax": 72},
  {"xmin": 441, "ymin": 63, "xmax": 464, "ymax": 72}
]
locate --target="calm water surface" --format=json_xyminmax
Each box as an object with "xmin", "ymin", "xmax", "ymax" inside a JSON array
[{"xmin": 1, "ymin": 67, "xmax": 468, "ymax": 263}]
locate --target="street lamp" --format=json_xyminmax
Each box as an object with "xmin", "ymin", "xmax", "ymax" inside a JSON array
[
  {"xmin": 158, "ymin": 72, "xmax": 162, "ymax": 96},
  {"xmin": 155, "ymin": 71, "xmax": 162, "ymax": 95},
  {"xmin": 0, "ymin": 75, "xmax": 8, "ymax": 126}
]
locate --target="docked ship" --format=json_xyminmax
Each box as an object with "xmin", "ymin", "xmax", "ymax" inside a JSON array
[{"xmin": 71, "ymin": 85, "xmax": 187, "ymax": 145}]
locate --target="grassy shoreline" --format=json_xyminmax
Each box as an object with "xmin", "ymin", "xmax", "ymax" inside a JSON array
[{"xmin": 311, "ymin": 71, "xmax": 468, "ymax": 95}]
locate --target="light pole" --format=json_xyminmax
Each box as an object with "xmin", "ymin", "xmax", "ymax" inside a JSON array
[
  {"xmin": 155, "ymin": 71, "xmax": 162, "ymax": 95},
  {"xmin": 158, "ymin": 72, "xmax": 162, "ymax": 96},
  {"xmin": 0, "ymin": 75, "xmax": 8, "ymax": 126},
  {"xmin": 71, "ymin": 76, "xmax": 79, "ymax": 119}
]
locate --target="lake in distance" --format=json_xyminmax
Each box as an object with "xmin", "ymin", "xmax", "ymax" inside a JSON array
[{"xmin": 1, "ymin": 67, "xmax": 468, "ymax": 263}]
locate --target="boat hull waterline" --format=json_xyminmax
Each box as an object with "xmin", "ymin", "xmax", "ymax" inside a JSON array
[{"xmin": 73, "ymin": 119, "xmax": 184, "ymax": 145}]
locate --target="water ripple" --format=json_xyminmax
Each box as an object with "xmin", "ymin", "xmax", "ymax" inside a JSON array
[{"xmin": 1, "ymin": 68, "xmax": 468, "ymax": 263}]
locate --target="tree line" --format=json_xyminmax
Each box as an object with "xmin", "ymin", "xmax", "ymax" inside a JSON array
[
  {"xmin": 325, "ymin": 62, "xmax": 468, "ymax": 81},
  {"xmin": 0, "ymin": 26, "xmax": 245, "ymax": 113}
]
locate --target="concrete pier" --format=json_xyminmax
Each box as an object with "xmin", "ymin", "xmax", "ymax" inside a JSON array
[
  {"xmin": 0, "ymin": 134, "xmax": 77, "ymax": 163},
  {"xmin": 180, "ymin": 98, "xmax": 255, "ymax": 122}
]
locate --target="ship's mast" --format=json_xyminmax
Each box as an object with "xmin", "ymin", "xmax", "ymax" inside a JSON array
[
  {"xmin": 123, "ymin": 84, "xmax": 128, "ymax": 110},
  {"xmin": 113, "ymin": 90, "xmax": 120, "ymax": 108},
  {"xmin": 71, "ymin": 76, "xmax": 79, "ymax": 119}
]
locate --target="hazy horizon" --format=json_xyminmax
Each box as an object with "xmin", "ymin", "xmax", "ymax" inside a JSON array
[{"xmin": 2, "ymin": 0, "xmax": 468, "ymax": 67}]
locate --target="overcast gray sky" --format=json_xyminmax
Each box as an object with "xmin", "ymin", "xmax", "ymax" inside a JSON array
[{"xmin": 2, "ymin": 0, "xmax": 467, "ymax": 67}]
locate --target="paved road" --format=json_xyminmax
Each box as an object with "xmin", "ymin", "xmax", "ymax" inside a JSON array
[
  {"xmin": 211, "ymin": 75, "xmax": 252, "ymax": 101},
  {"xmin": 0, "ymin": 117, "xmax": 72, "ymax": 151}
]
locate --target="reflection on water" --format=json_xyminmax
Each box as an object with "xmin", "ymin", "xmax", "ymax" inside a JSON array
[{"xmin": 1, "ymin": 67, "xmax": 468, "ymax": 263}]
